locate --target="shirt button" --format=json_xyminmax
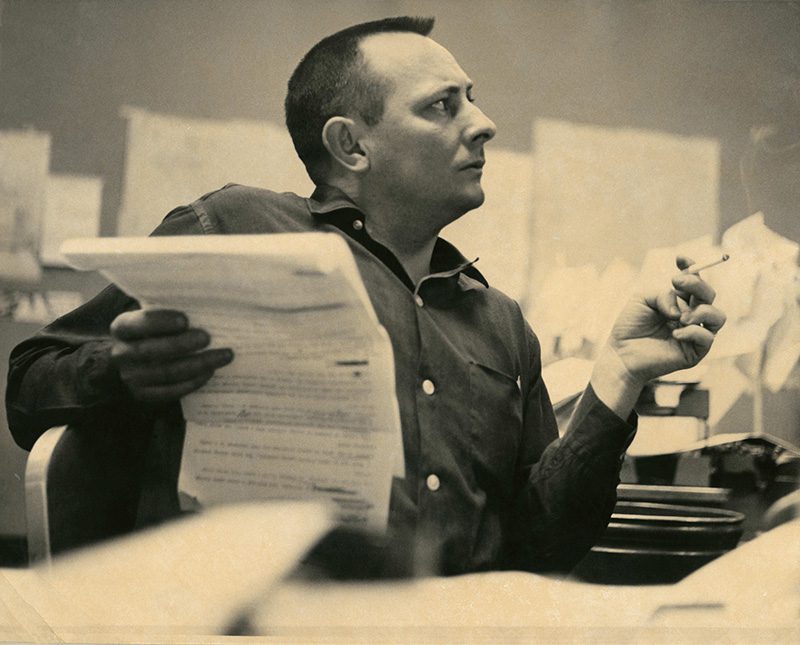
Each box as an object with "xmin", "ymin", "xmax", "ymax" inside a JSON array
[
  {"xmin": 421, "ymin": 379, "xmax": 436, "ymax": 395},
  {"xmin": 352, "ymin": 219, "xmax": 364, "ymax": 231},
  {"xmin": 426, "ymin": 474, "xmax": 440, "ymax": 492},
  {"xmin": 414, "ymin": 294, "xmax": 424, "ymax": 307}
]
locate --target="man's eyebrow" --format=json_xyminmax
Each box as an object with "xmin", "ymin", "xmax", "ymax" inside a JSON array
[{"xmin": 417, "ymin": 80, "xmax": 474, "ymax": 101}]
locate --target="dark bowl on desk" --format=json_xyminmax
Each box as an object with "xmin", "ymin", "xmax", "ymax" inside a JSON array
[
  {"xmin": 572, "ymin": 501, "xmax": 745, "ymax": 585},
  {"xmin": 603, "ymin": 501, "xmax": 745, "ymax": 550}
]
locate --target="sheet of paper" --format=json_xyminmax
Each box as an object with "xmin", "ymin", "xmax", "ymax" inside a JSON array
[
  {"xmin": 541, "ymin": 357, "xmax": 593, "ymax": 409},
  {"xmin": 61, "ymin": 233, "xmax": 403, "ymax": 532},
  {"xmin": 0, "ymin": 502, "xmax": 333, "ymax": 639},
  {"xmin": 0, "ymin": 130, "xmax": 50, "ymax": 284},
  {"xmin": 525, "ymin": 258, "xmax": 637, "ymax": 364},
  {"xmin": 626, "ymin": 416, "xmax": 707, "ymax": 457},
  {"xmin": 40, "ymin": 173, "xmax": 103, "ymax": 266},
  {"xmin": 700, "ymin": 358, "xmax": 751, "ymax": 428},
  {"xmin": 117, "ymin": 106, "xmax": 313, "ymax": 236},
  {"xmin": 763, "ymin": 295, "xmax": 800, "ymax": 392},
  {"xmin": 719, "ymin": 212, "xmax": 800, "ymax": 391},
  {"xmin": 0, "ymin": 250, "xmax": 41, "ymax": 287},
  {"xmin": 531, "ymin": 118, "xmax": 719, "ymax": 284},
  {"xmin": 585, "ymin": 257, "xmax": 638, "ymax": 350},
  {"xmin": 260, "ymin": 522, "xmax": 800, "ymax": 634},
  {"xmin": 525, "ymin": 262, "xmax": 600, "ymax": 363},
  {"xmin": 651, "ymin": 520, "xmax": 800, "ymax": 629}
]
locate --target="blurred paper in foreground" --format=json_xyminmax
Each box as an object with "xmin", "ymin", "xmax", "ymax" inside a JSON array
[{"xmin": 1, "ymin": 502, "xmax": 332, "ymax": 638}]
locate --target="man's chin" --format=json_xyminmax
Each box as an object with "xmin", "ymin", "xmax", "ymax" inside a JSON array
[
  {"xmin": 441, "ymin": 190, "xmax": 485, "ymax": 226},
  {"xmin": 459, "ymin": 186, "xmax": 486, "ymax": 212}
]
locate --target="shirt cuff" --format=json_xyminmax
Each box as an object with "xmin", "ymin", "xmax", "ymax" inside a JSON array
[
  {"xmin": 564, "ymin": 382, "xmax": 637, "ymax": 456},
  {"xmin": 75, "ymin": 340, "xmax": 129, "ymax": 406}
]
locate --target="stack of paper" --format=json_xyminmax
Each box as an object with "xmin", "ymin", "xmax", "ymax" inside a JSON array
[{"xmin": 62, "ymin": 233, "xmax": 403, "ymax": 531}]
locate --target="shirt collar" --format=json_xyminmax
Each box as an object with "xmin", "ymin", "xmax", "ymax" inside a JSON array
[
  {"xmin": 306, "ymin": 184, "xmax": 362, "ymax": 215},
  {"xmin": 306, "ymin": 184, "xmax": 489, "ymax": 292},
  {"xmin": 429, "ymin": 238, "xmax": 488, "ymax": 291}
]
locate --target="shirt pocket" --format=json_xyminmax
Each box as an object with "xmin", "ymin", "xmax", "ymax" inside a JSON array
[{"xmin": 468, "ymin": 361, "xmax": 523, "ymax": 493}]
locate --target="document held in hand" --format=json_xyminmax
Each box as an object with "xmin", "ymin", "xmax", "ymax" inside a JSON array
[{"xmin": 61, "ymin": 233, "xmax": 404, "ymax": 531}]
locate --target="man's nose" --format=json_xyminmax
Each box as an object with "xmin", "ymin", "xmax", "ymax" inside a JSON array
[{"xmin": 465, "ymin": 103, "xmax": 497, "ymax": 144}]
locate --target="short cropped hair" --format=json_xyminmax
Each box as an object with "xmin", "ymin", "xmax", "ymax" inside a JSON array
[{"xmin": 285, "ymin": 16, "xmax": 435, "ymax": 184}]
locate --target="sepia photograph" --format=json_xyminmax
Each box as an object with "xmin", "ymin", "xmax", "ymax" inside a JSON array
[{"xmin": 0, "ymin": 1, "xmax": 798, "ymax": 642}]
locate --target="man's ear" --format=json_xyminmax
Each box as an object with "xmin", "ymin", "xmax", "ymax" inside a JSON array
[{"xmin": 322, "ymin": 117, "xmax": 369, "ymax": 174}]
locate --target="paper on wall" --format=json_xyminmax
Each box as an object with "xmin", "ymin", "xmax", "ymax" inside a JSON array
[
  {"xmin": 40, "ymin": 174, "xmax": 103, "ymax": 266},
  {"xmin": 117, "ymin": 107, "xmax": 313, "ymax": 237},
  {"xmin": 525, "ymin": 258, "xmax": 637, "ymax": 364},
  {"xmin": 531, "ymin": 118, "xmax": 719, "ymax": 284},
  {"xmin": 61, "ymin": 233, "xmax": 403, "ymax": 532},
  {"xmin": 635, "ymin": 235, "xmax": 717, "ymax": 293},
  {"xmin": 443, "ymin": 148, "xmax": 534, "ymax": 304},
  {"xmin": 11, "ymin": 290, "xmax": 85, "ymax": 324},
  {"xmin": 700, "ymin": 358, "xmax": 751, "ymax": 428},
  {"xmin": 526, "ymin": 262, "xmax": 599, "ymax": 363},
  {"xmin": 584, "ymin": 257, "xmax": 638, "ymax": 351},
  {"xmin": 0, "ymin": 130, "xmax": 50, "ymax": 284},
  {"xmin": 718, "ymin": 212, "xmax": 800, "ymax": 390},
  {"xmin": 541, "ymin": 357, "xmax": 594, "ymax": 410},
  {"xmin": 763, "ymin": 289, "xmax": 800, "ymax": 392}
]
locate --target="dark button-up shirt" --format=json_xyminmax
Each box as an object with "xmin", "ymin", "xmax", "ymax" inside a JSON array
[{"xmin": 6, "ymin": 184, "xmax": 635, "ymax": 574}]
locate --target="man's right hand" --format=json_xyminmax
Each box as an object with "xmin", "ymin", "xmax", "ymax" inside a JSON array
[{"xmin": 109, "ymin": 308, "xmax": 234, "ymax": 404}]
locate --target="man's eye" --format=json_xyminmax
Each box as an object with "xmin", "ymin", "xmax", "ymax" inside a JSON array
[{"xmin": 431, "ymin": 99, "xmax": 448, "ymax": 111}]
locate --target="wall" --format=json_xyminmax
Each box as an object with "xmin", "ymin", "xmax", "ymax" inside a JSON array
[
  {"xmin": 2, "ymin": 1, "xmax": 799, "ymax": 238},
  {"xmin": 0, "ymin": 0, "xmax": 798, "ymax": 540}
]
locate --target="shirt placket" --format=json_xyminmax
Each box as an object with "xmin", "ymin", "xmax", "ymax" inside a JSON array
[{"xmin": 411, "ymin": 276, "xmax": 478, "ymax": 569}]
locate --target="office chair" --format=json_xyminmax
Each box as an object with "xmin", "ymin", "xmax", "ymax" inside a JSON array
[{"xmin": 24, "ymin": 422, "xmax": 160, "ymax": 563}]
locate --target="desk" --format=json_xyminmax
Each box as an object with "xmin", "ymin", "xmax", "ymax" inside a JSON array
[
  {"xmin": 260, "ymin": 520, "xmax": 800, "ymax": 641},
  {"xmin": 0, "ymin": 502, "xmax": 332, "ymax": 643},
  {"xmin": 0, "ymin": 504, "xmax": 797, "ymax": 643}
]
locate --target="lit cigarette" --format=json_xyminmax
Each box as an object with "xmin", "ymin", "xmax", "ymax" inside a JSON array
[{"xmin": 684, "ymin": 254, "xmax": 730, "ymax": 274}]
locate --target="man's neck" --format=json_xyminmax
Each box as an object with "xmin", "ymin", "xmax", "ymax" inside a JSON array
[
  {"xmin": 393, "ymin": 237, "xmax": 438, "ymax": 286},
  {"xmin": 327, "ymin": 179, "xmax": 443, "ymax": 285},
  {"xmin": 364, "ymin": 204, "xmax": 439, "ymax": 285}
]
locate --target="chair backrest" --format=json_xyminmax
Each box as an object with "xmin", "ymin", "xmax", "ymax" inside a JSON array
[{"xmin": 25, "ymin": 424, "xmax": 149, "ymax": 564}]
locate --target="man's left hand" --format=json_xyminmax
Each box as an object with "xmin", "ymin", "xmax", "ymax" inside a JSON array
[
  {"xmin": 609, "ymin": 255, "xmax": 727, "ymax": 384},
  {"xmin": 590, "ymin": 255, "xmax": 727, "ymax": 417}
]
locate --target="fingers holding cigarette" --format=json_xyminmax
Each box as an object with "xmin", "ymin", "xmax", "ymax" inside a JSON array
[
  {"xmin": 677, "ymin": 303, "xmax": 727, "ymax": 334},
  {"xmin": 669, "ymin": 254, "xmax": 728, "ymax": 333},
  {"xmin": 684, "ymin": 254, "xmax": 730, "ymax": 275}
]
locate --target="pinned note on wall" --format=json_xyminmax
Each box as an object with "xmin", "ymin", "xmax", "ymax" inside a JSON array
[
  {"xmin": 40, "ymin": 174, "xmax": 103, "ymax": 267},
  {"xmin": 530, "ymin": 118, "xmax": 720, "ymax": 283},
  {"xmin": 117, "ymin": 107, "xmax": 313, "ymax": 237},
  {"xmin": 443, "ymin": 148, "xmax": 534, "ymax": 304},
  {"xmin": 0, "ymin": 130, "xmax": 50, "ymax": 285}
]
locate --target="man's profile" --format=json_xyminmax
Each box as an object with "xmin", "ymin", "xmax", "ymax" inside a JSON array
[{"xmin": 6, "ymin": 16, "xmax": 725, "ymax": 575}]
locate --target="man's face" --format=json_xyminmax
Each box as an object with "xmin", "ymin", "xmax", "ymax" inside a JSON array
[{"xmin": 358, "ymin": 32, "xmax": 496, "ymax": 228}]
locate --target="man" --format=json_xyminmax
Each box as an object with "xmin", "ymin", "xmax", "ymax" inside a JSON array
[{"xmin": 6, "ymin": 17, "xmax": 725, "ymax": 575}]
